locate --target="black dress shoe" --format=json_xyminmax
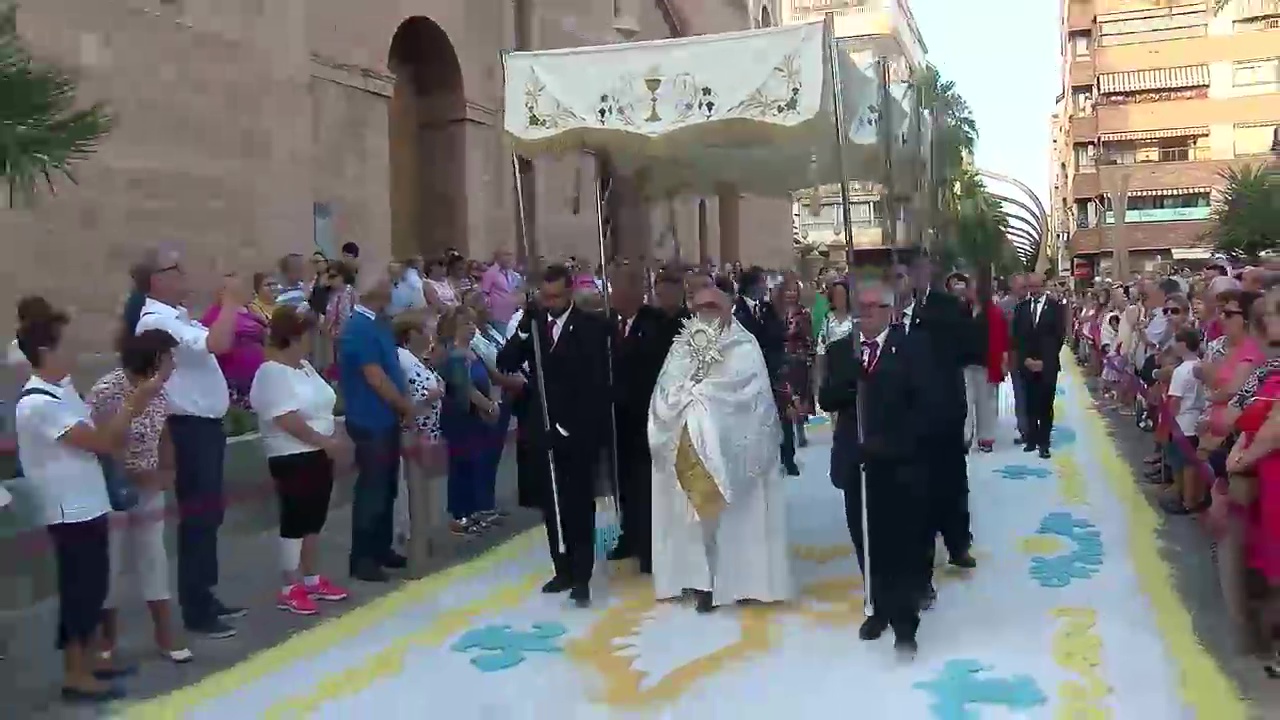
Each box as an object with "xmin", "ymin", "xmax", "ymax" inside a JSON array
[
  {"xmin": 693, "ymin": 590, "xmax": 715, "ymax": 614},
  {"xmin": 858, "ymin": 615, "xmax": 889, "ymax": 640},
  {"xmin": 949, "ymin": 552, "xmax": 978, "ymax": 569},
  {"xmin": 784, "ymin": 463, "xmax": 801, "ymax": 477},
  {"xmin": 351, "ymin": 562, "xmax": 389, "ymax": 583},
  {"xmin": 570, "ymin": 584, "xmax": 591, "ymax": 608},
  {"xmin": 213, "ymin": 599, "xmax": 247, "ymax": 620},
  {"xmin": 1038, "ymin": 447, "xmax": 1052, "ymax": 459},
  {"xmin": 383, "ymin": 552, "xmax": 408, "ymax": 569},
  {"xmin": 894, "ymin": 636, "xmax": 919, "ymax": 660},
  {"xmin": 541, "ymin": 576, "xmax": 572, "ymax": 594},
  {"xmin": 1023, "ymin": 443, "xmax": 1038, "ymax": 453}
]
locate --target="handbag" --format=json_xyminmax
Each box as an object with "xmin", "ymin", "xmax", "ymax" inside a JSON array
[{"xmin": 19, "ymin": 387, "xmax": 140, "ymax": 512}]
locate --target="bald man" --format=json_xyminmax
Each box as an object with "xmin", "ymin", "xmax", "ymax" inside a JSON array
[{"xmin": 338, "ymin": 276, "xmax": 414, "ymax": 582}]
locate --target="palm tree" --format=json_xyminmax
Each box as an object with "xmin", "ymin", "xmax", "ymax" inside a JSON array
[
  {"xmin": 0, "ymin": 3, "xmax": 111, "ymax": 206},
  {"xmin": 915, "ymin": 65, "xmax": 977, "ymax": 204},
  {"xmin": 1209, "ymin": 163, "xmax": 1279, "ymax": 261}
]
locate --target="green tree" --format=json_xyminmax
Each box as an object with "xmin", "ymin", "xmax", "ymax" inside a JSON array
[
  {"xmin": 0, "ymin": 3, "xmax": 111, "ymax": 205},
  {"xmin": 1209, "ymin": 163, "xmax": 1279, "ymax": 261}
]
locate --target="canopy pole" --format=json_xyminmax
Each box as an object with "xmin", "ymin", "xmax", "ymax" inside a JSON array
[
  {"xmin": 588, "ymin": 152, "xmax": 623, "ymax": 535},
  {"xmin": 825, "ymin": 19, "xmax": 873, "ymax": 620},
  {"xmin": 503, "ymin": 49, "xmax": 565, "ymax": 556}
]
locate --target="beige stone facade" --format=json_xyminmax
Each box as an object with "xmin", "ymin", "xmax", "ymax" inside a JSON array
[
  {"xmin": 0, "ymin": 0, "xmax": 792, "ymax": 349},
  {"xmin": 1052, "ymin": 0, "xmax": 1280, "ymax": 279}
]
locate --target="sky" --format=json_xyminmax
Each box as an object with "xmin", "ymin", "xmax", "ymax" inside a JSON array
[{"xmin": 909, "ymin": 0, "xmax": 1060, "ymax": 209}]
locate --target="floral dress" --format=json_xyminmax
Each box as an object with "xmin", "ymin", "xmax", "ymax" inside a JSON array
[
  {"xmin": 815, "ymin": 313, "xmax": 854, "ymax": 356},
  {"xmin": 780, "ymin": 306, "xmax": 815, "ymax": 415},
  {"xmin": 397, "ymin": 347, "xmax": 442, "ymax": 443}
]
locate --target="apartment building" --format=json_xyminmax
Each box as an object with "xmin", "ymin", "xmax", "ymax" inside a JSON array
[
  {"xmin": 1053, "ymin": 0, "xmax": 1280, "ymax": 280},
  {"xmin": 784, "ymin": 0, "xmax": 927, "ymax": 269}
]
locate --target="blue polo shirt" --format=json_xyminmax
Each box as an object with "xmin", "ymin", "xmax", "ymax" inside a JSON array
[{"xmin": 337, "ymin": 306, "xmax": 406, "ymax": 431}]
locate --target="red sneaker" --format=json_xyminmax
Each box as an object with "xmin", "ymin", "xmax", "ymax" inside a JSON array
[
  {"xmin": 305, "ymin": 576, "xmax": 349, "ymax": 602},
  {"xmin": 277, "ymin": 584, "xmax": 318, "ymax": 615}
]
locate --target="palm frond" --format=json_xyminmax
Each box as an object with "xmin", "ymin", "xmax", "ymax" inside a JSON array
[
  {"xmin": 1209, "ymin": 163, "xmax": 1279, "ymax": 261},
  {"xmin": 0, "ymin": 3, "xmax": 112, "ymax": 206}
]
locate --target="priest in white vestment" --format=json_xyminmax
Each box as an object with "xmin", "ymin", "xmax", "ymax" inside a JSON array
[{"xmin": 648, "ymin": 286, "xmax": 794, "ymax": 613}]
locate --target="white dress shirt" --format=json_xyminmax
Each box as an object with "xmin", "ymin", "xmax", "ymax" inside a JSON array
[
  {"xmin": 135, "ymin": 298, "xmax": 229, "ymax": 418},
  {"xmin": 15, "ymin": 376, "xmax": 112, "ymax": 525}
]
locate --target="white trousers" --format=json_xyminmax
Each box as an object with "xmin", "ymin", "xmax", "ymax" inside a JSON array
[
  {"xmin": 963, "ymin": 366, "xmax": 999, "ymax": 445},
  {"xmin": 105, "ymin": 491, "xmax": 172, "ymax": 607}
]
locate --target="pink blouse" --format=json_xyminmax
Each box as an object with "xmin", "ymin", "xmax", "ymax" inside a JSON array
[
  {"xmin": 201, "ymin": 304, "xmax": 266, "ymax": 394},
  {"xmin": 1206, "ymin": 335, "xmax": 1264, "ymax": 435}
]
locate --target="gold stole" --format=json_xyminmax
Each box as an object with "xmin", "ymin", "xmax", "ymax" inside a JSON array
[{"xmin": 675, "ymin": 424, "xmax": 726, "ymax": 522}]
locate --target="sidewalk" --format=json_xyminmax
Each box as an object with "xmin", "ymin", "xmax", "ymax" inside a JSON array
[
  {"xmin": 0, "ymin": 442, "xmax": 539, "ymax": 720},
  {"xmin": 1081, "ymin": 377, "xmax": 1280, "ymax": 715}
]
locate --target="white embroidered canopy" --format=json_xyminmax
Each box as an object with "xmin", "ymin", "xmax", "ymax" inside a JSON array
[{"xmin": 501, "ymin": 20, "xmax": 915, "ymax": 198}]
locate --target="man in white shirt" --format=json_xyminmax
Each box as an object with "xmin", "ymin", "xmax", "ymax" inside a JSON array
[
  {"xmin": 388, "ymin": 259, "xmax": 427, "ymax": 317},
  {"xmin": 1163, "ymin": 327, "xmax": 1208, "ymax": 515},
  {"xmin": 132, "ymin": 249, "xmax": 247, "ymax": 638}
]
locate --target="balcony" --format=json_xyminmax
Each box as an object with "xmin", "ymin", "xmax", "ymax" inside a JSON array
[
  {"xmin": 1072, "ymin": 170, "xmax": 1101, "ymax": 198},
  {"xmin": 1238, "ymin": 0, "xmax": 1280, "ymax": 20},
  {"xmin": 1070, "ymin": 114, "xmax": 1097, "ymax": 141},
  {"xmin": 1069, "ymin": 59, "xmax": 1095, "ymax": 87},
  {"xmin": 1098, "ymin": 145, "xmax": 1209, "ymax": 166},
  {"xmin": 1069, "ymin": 227, "xmax": 1103, "ymax": 254},
  {"xmin": 1097, "ymin": 157, "xmax": 1233, "ymax": 195},
  {"xmin": 1102, "ymin": 206, "xmax": 1211, "ymax": 224},
  {"xmin": 1067, "ymin": 0, "xmax": 1095, "ymax": 31},
  {"xmin": 1068, "ymin": 220, "xmax": 1214, "ymax": 255}
]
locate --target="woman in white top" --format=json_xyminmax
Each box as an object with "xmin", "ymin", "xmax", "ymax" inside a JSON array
[
  {"xmin": 814, "ymin": 281, "xmax": 853, "ymax": 403},
  {"xmin": 249, "ymin": 307, "xmax": 350, "ymax": 617},
  {"xmin": 15, "ymin": 302, "xmax": 162, "ymax": 703},
  {"xmin": 391, "ymin": 315, "xmax": 445, "ymax": 553}
]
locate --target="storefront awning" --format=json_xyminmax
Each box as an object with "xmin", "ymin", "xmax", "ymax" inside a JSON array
[
  {"xmin": 1171, "ymin": 247, "xmax": 1214, "ymax": 260},
  {"xmin": 1097, "ymin": 65, "xmax": 1209, "ymax": 94},
  {"xmin": 1126, "ymin": 185, "xmax": 1212, "ymax": 197},
  {"xmin": 1097, "ymin": 126, "xmax": 1208, "ymax": 142}
]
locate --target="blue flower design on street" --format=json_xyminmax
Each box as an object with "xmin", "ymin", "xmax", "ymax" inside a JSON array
[
  {"xmin": 994, "ymin": 465, "xmax": 1053, "ymax": 481},
  {"xmin": 1028, "ymin": 512, "xmax": 1104, "ymax": 588},
  {"xmin": 913, "ymin": 659, "xmax": 1048, "ymax": 720},
  {"xmin": 451, "ymin": 622, "xmax": 569, "ymax": 672}
]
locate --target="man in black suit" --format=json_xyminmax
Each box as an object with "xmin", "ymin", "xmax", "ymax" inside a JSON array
[
  {"xmin": 1011, "ymin": 271, "xmax": 1066, "ymax": 459},
  {"xmin": 732, "ymin": 267, "xmax": 797, "ymax": 475},
  {"xmin": 604, "ymin": 267, "xmax": 666, "ymax": 574},
  {"xmin": 497, "ymin": 264, "xmax": 611, "ymax": 607},
  {"xmin": 819, "ymin": 278, "xmax": 934, "ymax": 658},
  {"xmin": 895, "ymin": 256, "xmax": 980, "ymax": 578}
]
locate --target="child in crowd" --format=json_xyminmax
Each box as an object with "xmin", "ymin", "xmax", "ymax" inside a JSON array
[{"xmin": 1163, "ymin": 328, "xmax": 1208, "ymax": 514}]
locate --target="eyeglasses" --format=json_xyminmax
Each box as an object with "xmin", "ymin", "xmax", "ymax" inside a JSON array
[
  {"xmin": 1222, "ymin": 309, "xmax": 1245, "ymax": 318},
  {"xmin": 155, "ymin": 263, "xmax": 182, "ymax": 275}
]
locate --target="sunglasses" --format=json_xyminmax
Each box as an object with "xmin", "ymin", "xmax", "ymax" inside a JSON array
[{"xmin": 1162, "ymin": 307, "xmax": 1182, "ymax": 315}]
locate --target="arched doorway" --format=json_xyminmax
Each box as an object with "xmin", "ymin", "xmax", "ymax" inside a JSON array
[
  {"xmin": 388, "ymin": 17, "xmax": 466, "ymax": 260},
  {"xmin": 759, "ymin": 4, "xmax": 773, "ymax": 28}
]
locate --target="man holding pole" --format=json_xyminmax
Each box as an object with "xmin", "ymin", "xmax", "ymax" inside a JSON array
[
  {"xmin": 819, "ymin": 278, "xmax": 934, "ymax": 658},
  {"xmin": 497, "ymin": 264, "xmax": 611, "ymax": 608}
]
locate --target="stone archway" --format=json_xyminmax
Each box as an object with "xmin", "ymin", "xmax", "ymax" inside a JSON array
[{"xmin": 388, "ymin": 17, "xmax": 467, "ymax": 260}]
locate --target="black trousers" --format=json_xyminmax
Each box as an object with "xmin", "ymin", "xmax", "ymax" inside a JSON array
[
  {"xmin": 49, "ymin": 516, "xmax": 110, "ymax": 649},
  {"xmin": 167, "ymin": 414, "xmax": 227, "ymax": 626},
  {"xmin": 844, "ymin": 461, "xmax": 930, "ymax": 640},
  {"xmin": 923, "ymin": 435, "xmax": 971, "ymax": 563},
  {"xmin": 542, "ymin": 444, "xmax": 597, "ymax": 586},
  {"xmin": 615, "ymin": 428, "xmax": 653, "ymax": 571},
  {"xmin": 1022, "ymin": 368, "xmax": 1059, "ymax": 450}
]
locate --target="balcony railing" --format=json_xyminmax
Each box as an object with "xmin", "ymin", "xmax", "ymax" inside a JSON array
[
  {"xmin": 1098, "ymin": 146, "xmax": 1210, "ymax": 165},
  {"xmin": 1101, "ymin": 206, "xmax": 1212, "ymax": 224},
  {"xmin": 1239, "ymin": 0, "xmax": 1280, "ymax": 20}
]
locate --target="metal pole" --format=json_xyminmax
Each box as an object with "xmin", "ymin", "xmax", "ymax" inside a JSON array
[
  {"xmin": 590, "ymin": 153, "xmax": 623, "ymax": 527},
  {"xmin": 877, "ymin": 57, "xmax": 897, "ymax": 251},
  {"xmin": 511, "ymin": 150, "xmax": 565, "ymax": 555},
  {"xmin": 825, "ymin": 22, "xmax": 873, "ymax": 619}
]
